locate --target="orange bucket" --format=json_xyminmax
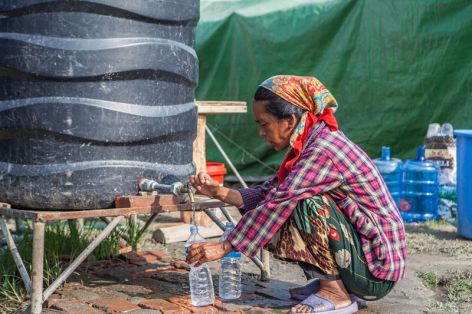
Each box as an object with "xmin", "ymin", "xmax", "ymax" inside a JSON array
[{"xmin": 206, "ymin": 162, "xmax": 227, "ymax": 185}]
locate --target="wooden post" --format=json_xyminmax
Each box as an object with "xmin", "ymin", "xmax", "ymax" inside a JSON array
[
  {"xmin": 183, "ymin": 101, "xmax": 247, "ymax": 227},
  {"xmin": 193, "ymin": 114, "xmax": 207, "ymax": 173},
  {"xmin": 261, "ymin": 249, "xmax": 271, "ymax": 281},
  {"xmin": 31, "ymin": 221, "xmax": 45, "ymax": 314}
]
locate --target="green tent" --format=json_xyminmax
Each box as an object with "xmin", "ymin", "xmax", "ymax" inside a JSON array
[{"xmin": 196, "ymin": 0, "xmax": 472, "ymax": 180}]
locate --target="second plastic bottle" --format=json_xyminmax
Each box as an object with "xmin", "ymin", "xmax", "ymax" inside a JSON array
[{"xmin": 219, "ymin": 222, "xmax": 242, "ymax": 300}]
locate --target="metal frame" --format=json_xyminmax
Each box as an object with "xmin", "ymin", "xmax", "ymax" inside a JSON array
[{"xmin": 0, "ymin": 198, "xmax": 269, "ymax": 314}]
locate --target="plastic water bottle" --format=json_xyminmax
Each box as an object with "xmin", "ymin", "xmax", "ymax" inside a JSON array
[
  {"xmin": 400, "ymin": 146, "xmax": 440, "ymax": 223},
  {"xmin": 184, "ymin": 226, "xmax": 215, "ymax": 306},
  {"xmin": 373, "ymin": 146, "xmax": 402, "ymax": 208},
  {"xmin": 218, "ymin": 222, "xmax": 241, "ymax": 300}
]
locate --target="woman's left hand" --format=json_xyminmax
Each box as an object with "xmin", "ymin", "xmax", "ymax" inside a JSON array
[{"xmin": 186, "ymin": 240, "xmax": 233, "ymax": 267}]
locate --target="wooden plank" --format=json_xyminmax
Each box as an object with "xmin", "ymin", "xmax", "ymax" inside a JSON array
[
  {"xmin": 196, "ymin": 101, "xmax": 247, "ymax": 114},
  {"xmin": 153, "ymin": 223, "xmax": 224, "ymax": 244},
  {"xmin": 0, "ymin": 199, "xmax": 226, "ymax": 222},
  {"xmin": 0, "ymin": 207, "xmax": 39, "ymax": 220}
]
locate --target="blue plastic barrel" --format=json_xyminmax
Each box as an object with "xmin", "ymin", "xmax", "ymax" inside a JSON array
[
  {"xmin": 454, "ymin": 130, "xmax": 472, "ymax": 239},
  {"xmin": 400, "ymin": 146, "xmax": 440, "ymax": 223},
  {"xmin": 373, "ymin": 147, "xmax": 402, "ymax": 208}
]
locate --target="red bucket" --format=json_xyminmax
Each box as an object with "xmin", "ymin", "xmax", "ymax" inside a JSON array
[{"xmin": 206, "ymin": 162, "xmax": 227, "ymax": 185}]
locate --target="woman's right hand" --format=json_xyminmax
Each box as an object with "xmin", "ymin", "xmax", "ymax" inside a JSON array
[{"xmin": 189, "ymin": 172, "xmax": 221, "ymax": 198}]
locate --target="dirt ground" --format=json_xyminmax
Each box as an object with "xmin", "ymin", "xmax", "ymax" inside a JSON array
[
  {"xmin": 2, "ymin": 209, "xmax": 472, "ymax": 314},
  {"xmin": 150, "ymin": 212, "xmax": 472, "ymax": 314}
]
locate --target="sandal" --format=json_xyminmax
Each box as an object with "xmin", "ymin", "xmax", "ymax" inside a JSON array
[
  {"xmin": 289, "ymin": 294, "xmax": 358, "ymax": 314},
  {"xmin": 289, "ymin": 282, "xmax": 367, "ymax": 309}
]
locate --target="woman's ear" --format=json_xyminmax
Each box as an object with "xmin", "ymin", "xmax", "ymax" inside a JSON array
[{"xmin": 287, "ymin": 114, "xmax": 298, "ymax": 131}]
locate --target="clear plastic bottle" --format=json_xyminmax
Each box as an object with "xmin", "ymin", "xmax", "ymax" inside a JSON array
[
  {"xmin": 218, "ymin": 222, "xmax": 242, "ymax": 300},
  {"xmin": 400, "ymin": 146, "xmax": 440, "ymax": 223},
  {"xmin": 373, "ymin": 146, "xmax": 403, "ymax": 208},
  {"xmin": 184, "ymin": 226, "xmax": 215, "ymax": 306}
]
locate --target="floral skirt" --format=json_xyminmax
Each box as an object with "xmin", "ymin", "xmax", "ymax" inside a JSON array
[{"xmin": 265, "ymin": 194, "xmax": 395, "ymax": 300}]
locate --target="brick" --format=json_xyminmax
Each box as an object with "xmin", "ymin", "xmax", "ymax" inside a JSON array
[
  {"xmin": 146, "ymin": 250, "xmax": 173, "ymax": 262},
  {"xmin": 188, "ymin": 305, "xmax": 219, "ymax": 313},
  {"xmin": 245, "ymin": 307, "xmax": 276, "ymax": 314},
  {"xmin": 127, "ymin": 310, "xmax": 163, "ymax": 314},
  {"xmin": 50, "ymin": 299, "xmax": 103, "ymax": 314},
  {"xmin": 215, "ymin": 300, "xmax": 252, "ymax": 312},
  {"xmin": 171, "ymin": 261, "xmax": 190, "ymax": 271},
  {"xmin": 134, "ymin": 253, "xmax": 158, "ymax": 263},
  {"xmin": 166, "ymin": 296, "xmax": 219, "ymax": 313},
  {"xmin": 59, "ymin": 289, "xmax": 100, "ymax": 302},
  {"xmin": 139, "ymin": 298, "xmax": 184, "ymax": 312},
  {"xmin": 115, "ymin": 195, "xmax": 179, "ymax": 208},
  {"xmin": 90, "ymin": 298, "xmax": 140, "ymax": 313}
]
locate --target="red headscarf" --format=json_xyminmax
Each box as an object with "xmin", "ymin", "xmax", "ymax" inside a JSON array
[{"xmin": 259, "ymin": 75, "xmax": 339, "ymax": 184}]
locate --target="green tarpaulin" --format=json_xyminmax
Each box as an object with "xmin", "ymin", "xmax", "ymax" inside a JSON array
[{"xmin": 196, "ymin": 0, "xmax": 472, "ymax": 179}]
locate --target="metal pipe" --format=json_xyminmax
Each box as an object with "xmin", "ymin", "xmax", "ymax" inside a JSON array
[
  {"xmin": 219, "ymin": 207, "xmax": 235, "ymax": 224},
  {"xmin": 205, "ymin": 125, "xmax": 248, "ymax": 188},
  {"xmin": 31, "ymin": 222, "xmax": 45, "ymax": 314},
  {"xmin": 0, "ymin": 217, "xmax": 32, "ymax": 294},
  {"xmin": 43, "ymin": 216, "xmax": 124, "ymax": 301}
]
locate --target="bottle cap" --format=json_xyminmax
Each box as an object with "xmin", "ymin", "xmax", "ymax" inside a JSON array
[
  {"xmin": 381, "ymin": 146, "xmax": 391, "ymax": 161},
  {"xmin": 416, "ymin": 146, "xmax": 425, "ymax": 161}
]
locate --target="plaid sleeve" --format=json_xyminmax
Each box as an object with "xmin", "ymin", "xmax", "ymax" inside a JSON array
[
  {"xmin": 236, "ymin": 176, "xmax": 277, "ymax": 214},
  {"xmin": 227, "ymin": 147, "xmax": 344, "ymax": 257}
]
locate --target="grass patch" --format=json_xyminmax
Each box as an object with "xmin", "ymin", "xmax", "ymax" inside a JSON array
[
  {"xmin": 424, "ymin": 219, "xmax": 454, "ymax": 228},
  {"xmin": 429, "ymin": 301, "xmax": 458, "ymax": 312},
  {"xmin": 0, "ymin": 219, "xmax": 127, "ymax": 310},
  {"xmin": 124, "ymin": 216, "xmax": 145, "ymax": 247},
  {"xmin": 420, "ymin": 270, "xmax": 472, "ymax": 313},
  {"xmin": 417, "ymin": 271, "xmax": 441, "ymax": 288}
]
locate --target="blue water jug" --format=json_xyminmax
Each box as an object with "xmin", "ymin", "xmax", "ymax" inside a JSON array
[
  {"xmin": 373, "ymin": 147, "xmax": 402, "ymax": 208},
  {"xmin": 400, "ymin": 146, "xmax": 440, "ymax": 223}
]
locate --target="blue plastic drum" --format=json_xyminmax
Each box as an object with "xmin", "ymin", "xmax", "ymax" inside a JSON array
[{"xmin": 454, "ymin": 130, "xmax": 472, "ymax": 239}]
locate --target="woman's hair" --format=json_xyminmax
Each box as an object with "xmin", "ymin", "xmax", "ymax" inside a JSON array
[{"xmin": 254, "ymin": 86, "xmax": 306, "ymax": 122}]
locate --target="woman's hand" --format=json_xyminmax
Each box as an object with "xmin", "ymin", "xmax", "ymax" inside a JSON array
[
  {"xmin": 186, "ymin": 240, "xmax": 233, "ymax": 267},
  {"xmin": 189, "ymin": 172, "xmax": 221, "ymax": 198}
]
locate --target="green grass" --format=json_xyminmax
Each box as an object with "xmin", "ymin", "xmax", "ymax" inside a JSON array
[
  {"xmin": 0, "ymin": 219, "xmax": 126, "ymax": 310},
  {"xmin": 419, "ymin": 270, "xmax": 472, "ymax": 313},
  {"xmin": 124, "ymin": 216, "xmax": 145, "ymax": 247},
  {"xmin": 417, "ymin": 271, "xmax": 441, "ymax": 289},
  {"xmin": 424, "ymin": 219, "xmax": 454, "ymax": 228}
]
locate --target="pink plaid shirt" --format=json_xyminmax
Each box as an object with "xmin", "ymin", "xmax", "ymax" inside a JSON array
[{"xmin": 227, "ymin": 122, "xmax": 407, "ymax": 281}]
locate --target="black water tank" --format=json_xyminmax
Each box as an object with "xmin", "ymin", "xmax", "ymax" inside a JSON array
[{"xmin": 0, "ymin": 0, "xmax": 199, "ymax": 209}]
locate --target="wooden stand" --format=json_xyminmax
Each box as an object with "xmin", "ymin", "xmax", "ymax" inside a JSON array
[
  {"xmin": 0, "ymin": 196, "xmax": 269, "ymax": 314},
  {"xmin": 181, "ymin": 100, "xmax": 247, "ymax": 227}
]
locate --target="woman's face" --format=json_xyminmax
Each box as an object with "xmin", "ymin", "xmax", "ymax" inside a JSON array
[{"xmin": 253, "ymin": 101, "xmax": 296, "ymax": 151}]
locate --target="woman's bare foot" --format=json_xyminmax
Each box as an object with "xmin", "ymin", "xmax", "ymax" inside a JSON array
[
  {"xmin": 289, "ymin": 280, "xmax": 320, "ymax": 299},
  {"xmin": 290, "ymin": 279, "xmax": 351, "ymax": 313}
]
